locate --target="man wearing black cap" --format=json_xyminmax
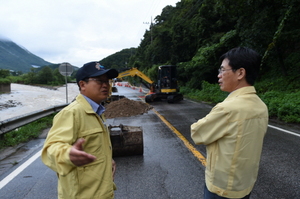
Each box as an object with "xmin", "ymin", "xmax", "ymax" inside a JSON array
[{"xmin": 42, "ymin": 61, "xmax": 119, "ymax": 199}]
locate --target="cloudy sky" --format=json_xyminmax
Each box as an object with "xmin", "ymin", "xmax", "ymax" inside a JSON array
[{"xmin": 0, "ymin": 0, "xmax": 179, "ymax": 67}]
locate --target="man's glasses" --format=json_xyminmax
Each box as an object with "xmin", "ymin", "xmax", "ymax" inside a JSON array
[
  {"xmin": 87, "ymin": 78, "xmax": 110, "ymax": 85},
  {"xmin": 218, "ymin": 68, "xmax": 233, "ymax": 74}
]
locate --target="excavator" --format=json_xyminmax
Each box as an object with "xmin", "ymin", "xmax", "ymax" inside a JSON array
[
  {"xmin": 116, "ymin": 65, "xmax": 183, "ymax": 103},
  {"xmin": 107, "ymin": 66, "xmax": 183, "ymax": 157}
]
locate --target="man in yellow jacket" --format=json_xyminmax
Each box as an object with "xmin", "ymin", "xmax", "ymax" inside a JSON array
[
  {"xmin": 42, "ymin": 61, "xmax": 118, "ymax": 199},
  {"xmin": 191, "ymin": 47, "xmax": 268, "ymax": 199}
]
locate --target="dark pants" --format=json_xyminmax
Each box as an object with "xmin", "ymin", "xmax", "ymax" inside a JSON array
[{"xmin": 204, "ymin": 184, "xmax": 251, "ymax": 199}]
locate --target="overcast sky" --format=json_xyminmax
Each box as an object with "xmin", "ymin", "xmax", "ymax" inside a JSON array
[{"xmin": 0, "ymin": 0, "xmax": 179, "ymax": 67}]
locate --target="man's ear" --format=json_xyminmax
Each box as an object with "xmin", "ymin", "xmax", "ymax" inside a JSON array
[
  {"xmin": 237, "ymin": 68, "xmax": 246, "ymax": 80},
  {"xmin": 79, "ymin": 80, "xmax": 86, "ymax": 91}
]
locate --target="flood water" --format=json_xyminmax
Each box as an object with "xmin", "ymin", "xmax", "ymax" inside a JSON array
[{"xmin": 0, "ymin": 83, "xmax": 79, "ymax": 121}]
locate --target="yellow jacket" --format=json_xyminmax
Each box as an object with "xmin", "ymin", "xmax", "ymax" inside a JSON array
[
  {"xmin": 41, "ymin": 94, "xmax": 115, "ymax": 199},
  {"xmin": 191, "ymin": 86, "xmax": 268, "ymax": 198}
]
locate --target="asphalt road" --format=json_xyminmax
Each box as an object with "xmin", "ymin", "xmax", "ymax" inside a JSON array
[{"xmin": 0, "ymin": 85, "xmax": 300, "ymax": 199}]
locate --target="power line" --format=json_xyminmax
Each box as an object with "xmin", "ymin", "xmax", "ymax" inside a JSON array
[{"xmin": 135, "ymin": 0, "xmax": 173, "ymax": 45}]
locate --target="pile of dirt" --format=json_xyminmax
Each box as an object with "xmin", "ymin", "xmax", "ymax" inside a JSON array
[{"xmin": 104, "ymin": 98, "xmax": 152, "ymax": 119}]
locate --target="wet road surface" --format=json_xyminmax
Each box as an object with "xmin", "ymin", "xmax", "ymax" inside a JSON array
[{"xmin": 0, "ymin": 84, "xmax": 300, "ymax": 198}]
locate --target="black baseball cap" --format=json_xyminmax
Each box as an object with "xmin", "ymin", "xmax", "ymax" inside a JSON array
[{"xmin": 76, "ymin": 61, "xmax": 119, "ymax": 83}]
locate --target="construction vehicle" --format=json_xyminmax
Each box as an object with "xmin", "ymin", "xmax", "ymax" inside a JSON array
[
  {"xmin": 106, "ymin": 66, "xmax": 182, "ymax": 157},
  {"xmin": 117, "ymin": 65, "xmax": 183, "ymax": 103}
]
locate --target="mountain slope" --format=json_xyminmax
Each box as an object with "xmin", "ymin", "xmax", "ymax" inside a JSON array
[{"xmin": 0, "ymin": 39, "xmax": 52, "ymax": 73}]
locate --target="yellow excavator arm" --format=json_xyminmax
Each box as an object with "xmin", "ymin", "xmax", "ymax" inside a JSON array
[
  {"xmin": 117, "ymin": 68, "xmax": 154, "ymax": 84},
  {"xmin": 113, "ymin": 65, "xmax": 183, "ymax": 103}
]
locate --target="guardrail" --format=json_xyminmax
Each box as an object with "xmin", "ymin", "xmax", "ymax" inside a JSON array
[{"xmin": 0, "ymin": 103, "xmax": 68, "ymax": 135}]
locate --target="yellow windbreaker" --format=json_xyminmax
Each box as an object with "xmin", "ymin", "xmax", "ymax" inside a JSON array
[
  {"xmin": 41, "ymin": 94, "xmax": 115, "ymax": 199},
  {"xmin": 191, "ymin": 86, "xmax": 268, "ymax": 198}
]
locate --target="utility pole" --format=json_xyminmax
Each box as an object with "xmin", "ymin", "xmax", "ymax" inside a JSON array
[
  {"xmin": 143, "ymin": 16, "xmax": 153, "ymax": 45},
  {"xmin": 150, "ymin": 16, "xmax": 153, "ymax": 44}
]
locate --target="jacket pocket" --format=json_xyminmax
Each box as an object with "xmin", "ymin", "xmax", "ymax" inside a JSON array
[
  {"xmin": 79, "ymin": 128, "xmax": 104, "ymax": 155},
  {"xmin": 206, "ymin": 144, "xmax": 217, "ymax": 173},
  {"xmin": 77, "ymin": 157, "xmax": 113, "ymax": 197}
]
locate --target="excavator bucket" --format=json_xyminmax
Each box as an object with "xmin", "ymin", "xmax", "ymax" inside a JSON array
[{"xmin": 109, "ymin": 124, "xmax": 143, "ymax": 157}]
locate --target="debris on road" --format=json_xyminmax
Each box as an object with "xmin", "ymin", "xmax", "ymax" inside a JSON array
[
  {"xmin": 104, "ymin": 98, "xmax": 152, "ymax": 118},
  {"xmin": 0, "ymin": 100, "xmax": 22, "ymax": 111}
]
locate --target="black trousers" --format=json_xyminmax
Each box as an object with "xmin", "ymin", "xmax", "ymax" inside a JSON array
[{"xmin": 204, "ymin": 184, "xmax": 251, "ymax": 199}]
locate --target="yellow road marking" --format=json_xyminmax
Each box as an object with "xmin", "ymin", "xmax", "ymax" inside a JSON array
[{"xmin": 152, "ymin": 108, "xmax": 206, "ymax": 167}]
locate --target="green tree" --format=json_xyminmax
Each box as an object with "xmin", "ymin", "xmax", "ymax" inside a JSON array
[
  {"xmin": 53, "ymin": 68, "xmax": 66, "ymax": 84},
  {"xmin": 99, "ymin": 48, "xmax": 137, "ymax": 71},
  {"xmin": 0, "ymin": 69, "xmax": 10, "ymax": 78},
  {"xmin": 23, "ymin": 68, "xmax": 38, "ymax": 84},
  {"xmin": 37, "ymin": 66, "xmax": 54, "ymax": 84}
]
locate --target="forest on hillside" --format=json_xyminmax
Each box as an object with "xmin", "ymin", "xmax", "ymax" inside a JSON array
[
  {"xmin": 100, "ymin": 0, "xmax": 300, "ymax": 123},
  {"xmin": 2, "ymin": 0, "xmax": 299, "ymax": 123},
  {"xmin": 124, "ymin": 0, "xmax": 299, "ymax": 88}
]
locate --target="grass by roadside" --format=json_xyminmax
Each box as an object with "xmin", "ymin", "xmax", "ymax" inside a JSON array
[
  {"xmin": 0, "ymin": 113, "xmax": 55, "ymax": 151},
  {"xmin": 180, "ymin": 80, "xmax": 300, "ymax": 124}
]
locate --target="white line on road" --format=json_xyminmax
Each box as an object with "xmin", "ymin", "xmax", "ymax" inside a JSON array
[
  {"xmin": 0, "ymin": 150, "xmax": 42, "ymax": 189},
  {"xmin": 0, "ymin": 124, "xmax": 298, "ymax": 190},
  {"xmin": 268, "ymin": 124, "xmax": 300, "ymax": 137}
]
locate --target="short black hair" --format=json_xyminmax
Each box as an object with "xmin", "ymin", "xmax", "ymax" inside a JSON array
[{"xmin": 220, "ymin": 47, "xmax": 261, "ymax": 85}]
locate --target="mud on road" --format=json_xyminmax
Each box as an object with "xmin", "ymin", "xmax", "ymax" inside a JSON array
[{"xmin": 104, "ymin": 98, "xmax": 152, "ymax": 119}]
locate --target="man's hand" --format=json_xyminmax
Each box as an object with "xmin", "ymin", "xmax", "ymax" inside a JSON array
[{"xmin": 69, "ymin": 138, "xmax": 96, "ymax": 167}]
